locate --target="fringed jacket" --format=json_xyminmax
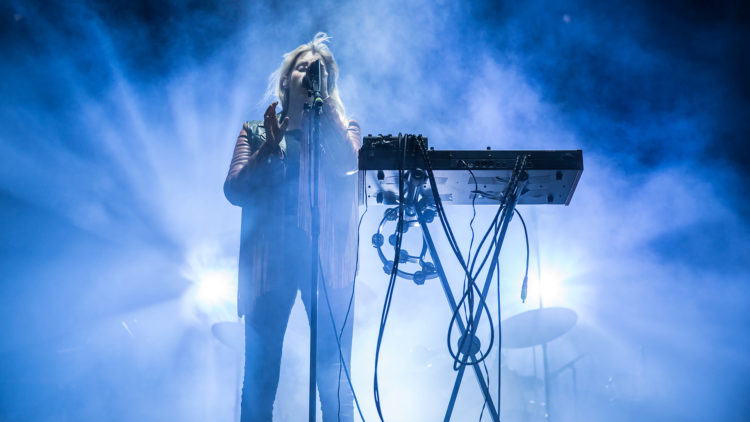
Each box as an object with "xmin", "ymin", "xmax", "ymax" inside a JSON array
[{"xmin": 224, "ymin": 103, "xmax": 361, "ymax": 317}]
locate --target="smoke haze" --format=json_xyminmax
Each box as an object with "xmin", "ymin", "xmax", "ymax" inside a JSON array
[{"xmin": 1, "ymin": 0, "xmax": 748, "ymax": 421}]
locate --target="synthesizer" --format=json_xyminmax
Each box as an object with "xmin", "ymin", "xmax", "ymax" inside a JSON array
[{"xmin": 358, "ymin": 134, "xmax": 583, "ymax": 206}]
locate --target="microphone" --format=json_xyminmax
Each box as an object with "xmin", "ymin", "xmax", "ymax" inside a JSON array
[{"xmin": 304, "ymin": 59, "xmax": 324, "ymax": 105}]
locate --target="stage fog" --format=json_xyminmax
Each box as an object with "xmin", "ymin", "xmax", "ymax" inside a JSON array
[{"xmin": 1, "ymin": 1, "xmax": 748, "ymax": 421}]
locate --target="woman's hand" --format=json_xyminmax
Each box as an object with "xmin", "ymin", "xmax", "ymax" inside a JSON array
[{"xmin": 262, "ymin": 102, "xmax": 289, "ymax": 153}]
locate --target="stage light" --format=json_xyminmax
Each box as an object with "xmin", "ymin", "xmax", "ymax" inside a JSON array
[
  {"xmin": 181, "ymin": 245, "xmax": 237, "ymax": 321},
  {"xmin": 532, "ymin": 264, "xmax": 572, "ymax": 307},
  {"xmin": 539, "ymin": 268, "xmax": 563, "ymax": 304},
  {"xmin": 194, "ymin": 268, "xmax": 235, "ymax": 309}
]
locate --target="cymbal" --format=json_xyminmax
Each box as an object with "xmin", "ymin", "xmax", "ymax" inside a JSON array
[
  {"xmin": 211, "ymin": 321, "xmax": 244, "ymax": 351},
  {"xmin": 501, "ymin": 307, "xmax": 577, "ymax": 349}
]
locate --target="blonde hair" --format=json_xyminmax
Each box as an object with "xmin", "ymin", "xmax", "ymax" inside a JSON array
[{"xmin": 265, "ymin": 32, "xmax": 348, "ymax": 126}]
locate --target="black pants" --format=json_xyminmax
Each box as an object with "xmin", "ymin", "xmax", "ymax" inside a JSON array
[{"xmin": 240, "ymin": 227, "xmax": 355, "ymax": 422}]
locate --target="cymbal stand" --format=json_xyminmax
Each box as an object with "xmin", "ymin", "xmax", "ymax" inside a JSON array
[
  {"xmin": 550, "ymin": 354, "xmax": 585, "ymax": 420},
  {"xmin": 532, "ymin": 209, "xmax": 551, "ymax": 421}
]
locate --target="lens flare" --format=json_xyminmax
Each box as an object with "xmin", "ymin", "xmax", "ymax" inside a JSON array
[{"xmin": 181, "ymin": 245, "xmax": 237, "ymax": 321}]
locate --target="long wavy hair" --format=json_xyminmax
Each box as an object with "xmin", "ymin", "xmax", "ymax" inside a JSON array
[{"xmin": 265, "ymin": 32, "xmax": 348, "ymax": 127}]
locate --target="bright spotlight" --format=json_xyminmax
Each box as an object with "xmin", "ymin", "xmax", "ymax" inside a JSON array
[
  {"xmin": 194, "ymin": 268, "xmax": 235, "ymax": 309},
  {"xmin": 538, "ymin": 266, "xmax": 564, "ymax": 304},
  {"xmin": 529, "ymin": 264, "xmax": 575, "ymax": 307},
  {"xmin": 181, "ymin": 245, "xmax": 237, "ymax": 320}
]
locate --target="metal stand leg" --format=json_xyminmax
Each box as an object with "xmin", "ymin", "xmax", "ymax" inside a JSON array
[
  {"xmin": 416, "ymin": 209, "xmax": 500, "ymax": 422},
  {"xmin": 415, "ymin": 177, "xmax": 525, "ymax": 422}
]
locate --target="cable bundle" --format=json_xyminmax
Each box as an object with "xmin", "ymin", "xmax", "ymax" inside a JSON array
[
  {"xmin": 371, "ymin": 136, "xmax": 531, "ymax": 421},
  {"xmin": 373, "ymin": 135, "xmax": 408, "ymax": 421}
]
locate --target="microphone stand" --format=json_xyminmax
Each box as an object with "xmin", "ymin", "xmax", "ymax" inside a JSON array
[{"xmin": 306, "ymin": 60, "xmax": 324, "ymax": 422}]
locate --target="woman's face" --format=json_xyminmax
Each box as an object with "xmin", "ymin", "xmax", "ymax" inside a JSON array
[{"xmin": 286, "ymin": 51, "xmax": 325, "ymax": 106}]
